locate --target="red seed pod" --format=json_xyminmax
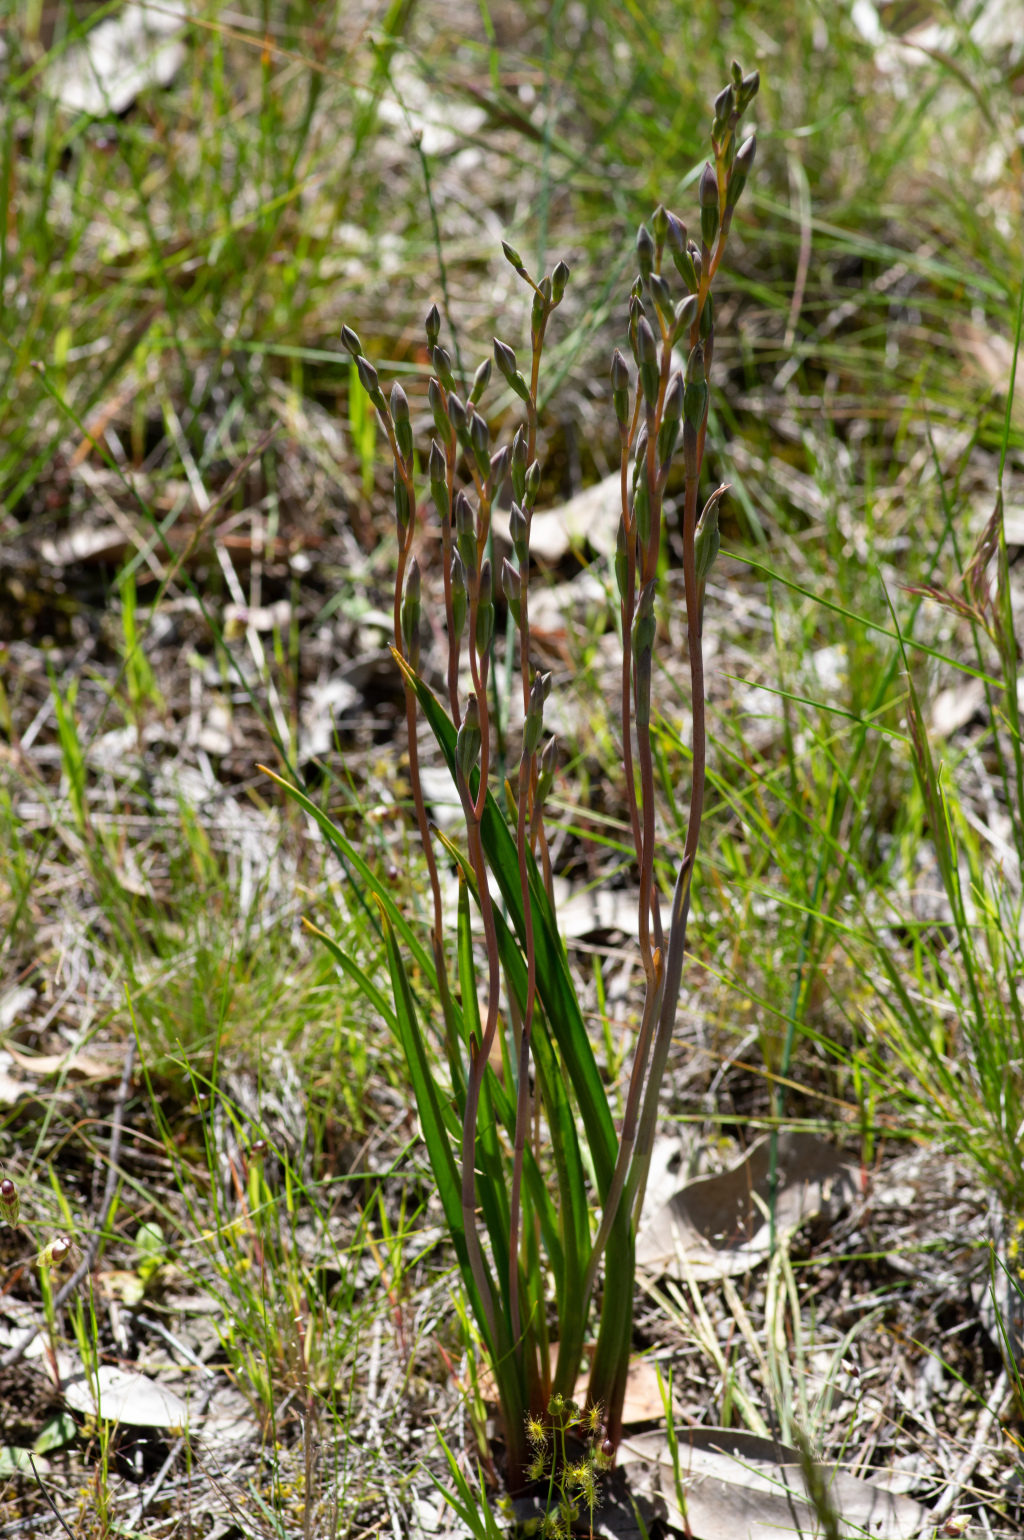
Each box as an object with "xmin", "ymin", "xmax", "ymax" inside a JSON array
[
  {"xmin": 601, "ymin": 1438, "xmax": 615, "ymax": 1459},
  {"xmin": 0, "ymin": 1177, "xmax": 19, "ymax": 1227}
]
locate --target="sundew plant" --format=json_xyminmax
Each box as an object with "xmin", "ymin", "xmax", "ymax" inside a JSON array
[{"xmin": 267, "ymin": 64, "xmax": 762, "ymax": 1490}]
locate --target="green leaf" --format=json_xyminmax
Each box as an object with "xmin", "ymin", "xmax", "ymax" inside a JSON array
[{"xmin": 33, "ymin": 1413, "xmax": 77, "ymax": 1454}]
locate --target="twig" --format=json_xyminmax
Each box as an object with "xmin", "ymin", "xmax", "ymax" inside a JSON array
[
  {"xmin": 1, "ymin": 1038, "xmax": 136, "ymax": 1369},
  {"xmin": 931, "ymin": 1367, "xmax": 1010, "ymax": 1523}
]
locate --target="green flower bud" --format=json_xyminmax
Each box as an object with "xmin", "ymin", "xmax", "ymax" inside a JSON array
[
  {"xmin": 502, "ymin": 557, "xmax": 522, "ymax": 625},
  {"xmin": 391, "ymin": 382, "xmax": 413, "ymax": 460},
  {"xmin": 433, "ymin": 345, "xmax": 456, "ymax": 393},
  {"xmin": 714, "ymin": 83, "xmax": 733, "ymax": 122},
  {"xmin": 632, "ymin": 582, "xmax": 657, "ymax": 727},
  {"xmin": 509, "ymin": 501, "xmax": 529, "ymax": 564},
  {"xmin": 451, "ymin": 550, "xmax": 468, "ymax": 641},
  {"xmin": 552, "ymin": 260, "xmax": 570, "ymax": 303},
  {"xmin": 490, "ymin": 444, "xmax": 510, "ymax": 489},
  {"xmin": 341, "ymin": 324, "xmax": 361, "ymax": 357},
  {"xmin": 611, "ymin": 348, "xmax": 631, "ymax": 430},
  {"xmin": 665, "ymin": 212, "xmax": 686, "ymax": 253},
  {"xmin": 356, "ymin": 355, "xmax": 386, "ymax": 412},
  {"xmin": 511, "ymin": 427, "xmax": 528, "ymax": 501},
  {"xmin": 634, "ymin": 472, "xmax": 651, "ymax": 547},
  {"xmin": 493, "ymin": 337, "xmax": 517, "ymax": 382},
  {"xmin": 532, "ymin": 285, "xmax": 547, "ymax": 332},
  {"xmin": 694, "ymin": 490, "xmax": 722, "ymax": 589},
  {"xmin": 636, "ymin": 223, "xmax": 655, "ymax": 280},
  {"xmin": 425, "ymin": 303, "xmax": 441, "ymax": 349},
  {"xmin": 429, "ymin": 440, "xmax": 449, "ymax": 523},
  {"xmin": 523, "ymin": 671, "xmax": 548, "ymax": 758},
  {"xmin": 683, "ymin": 344, "xmax": 707, "ymax": 433},
  {"xmin": 628, "ymin": 293, "xmax": 646, "ymax": 365},
  {"xmin": 672, "ymin": 293, "xmax": 699, "ymax": 342},
  {"xmin": 538, "ymin": 275, "xmax": 552, "ymax": 303},
  {"xmin": 672, "ymin": 246, "xmax": 699, "ymax": 294},
  {"xmin": 456, "ymin": 693, "xmax": 482, "ymax": 780},
  {"xmin": 502, "ymin": 239, "xmax": 526, "ymax": 274},
  {"xmin": 637, "ymin": 317, "xmax": 660, "ymax": 409},
  {"xmin": 731, "ymin": 59, "xmax": 743, "ymax": 86},
  {"xmin": 0, "ymin": 1177, "xmax": 19, "ymax": 1227},
  {"xmin": 524, "ymin": 459, "xmax": 541, "ymax": 510},
  {"xmin": 657, "ymin": 372, "xmax": 683, "ymax": 467},
  {"xmin": 455, "ymin": 489, "xmax": 477, "ymax": 576},
  {"xmin": 648, "ymin": 272, "xmax": 674, "ymax": 324},
  {"xmin": 688, "ymin": 240, "xmax": 702, "ymax": 284},
  {"xmin": 699, "ymin": 163, "xmax": 720, "ymax": 251},
  {"xmin": 615, "ymin": 515, "xmax": 628, "ymax": 603},
  {"xmin": 652, "ymin": 204, "xmax": 669, "ymax": 248},
  {"xmin": 401, "ymin": 558, "xmax": 421, "ymax": 669},
  {"xmin": 393, "ymin": 466, "xmax": 411, "ymax": 533},
  {"xmin": 476, "ymin": 558, "xmax": 494, "ymax": 653},
  {"xmin": 631, "ymin": 423, "xmax": 648, "ymax": 492},
  {"xmin": 740, "ymin": 69, "xmax": 760, "ymax": 107},
  {"xmin": 726, "ymin": 134, "xmax": 756, "ymax": 210},
  {"xmin": 428, "ymin": 377, "xmax": 449, "ymax": 441},
  {"xmin": 469, "ymin": 410, "xmax": 490, "ymax": 476},
  {"xmin": 448, "ymin": 391, "xmax": 470, "ymax": 449},
  {"xmin": 470, "ymin": 357, "xmax": 492, "ymax": 404},
  {"xmin": 535, "ymin": 735, "xmax": 558, "ymax": 806}
]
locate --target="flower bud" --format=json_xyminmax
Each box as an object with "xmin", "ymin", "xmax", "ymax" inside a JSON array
[
  {"xmin": 401, "ymin": 559, "xmax": 421, "ymax": 669},
  {"xmin": 493, "ymin": 337, "xmax": 517, "ymax": 382},
  {"xmin": 714, "ymin": 83, "xmax": 733, "ymax": 123},
  {"xmin": 429, "ymin": 440, "xmax": 449, "ymax": 523},
  {"xmin": 672, "ymin": 245, "xmax": 698, "ymax": 294},
  {"xmin": 0, "ymin": 1178, "xmax": 19, "ymax": 1227},
  {"xmin": 450, "ymin": 550, "xmax": 467, "ymax": 641},
  {"xmin": 631, "ymin": 423, "xmax": 648, "ymax": 491},
  {"xmin": 456, "ymin": 694, "xmax": 482, "ymax": 780},
  {"xmin": 425, "ymin": 303, "xmax": 441, "ymax": 349},
  {"xmin": 637, "ymin": 317, "xmax": 660, "ymax": 409},
  {"xmin": 38, "ymin": 1235, "xmax": 72, "ymax": 1269},
  {"xmin": 476, "ymin": 558, "xmax": 494, "ymax": 653},
  {"xmin": 356, "ymin": 355, "xmax": 386, "ymax": 411},
  {"xmin": 523, "ymin": 672, "xmax": 548, "ymax": 758},
  {"xmin": 393, "ymin": 466, "xmax": 411, "ymax": 533},
  {"xmin": 665, "ymin": 212, "xmax": 686, "ymax": 253},
  {"xmin": 433, "ymin": 345, "xmax": 456, "ymax": 393},
  {"xmin": 490, "ymin": 444, "xmax": 510, "ymax": 489},
  {"xmin": 535, "ymin": 735, "xmax": 558, "ymax": 806},
  {"xmin": 341, "ymin": 324, "xmax": 361, "ymax": 357},
  {"xmin": 390, "ymin": 382, "xmax": 412, "ymax": 460},
  {"xmin": 688, "ymin": 240, "xmax": 702, "ymax": 283},
  {"xmin": 740, "ymin": 69, "xmax": 760, "ymax": 108},
  {"xmin": 615, "ymin": 515, "xmax": 629, "ymax": 602},
  {"xmin": 428, "ymin": 377, "xmax": 450, "ymax": 441},
  {"xmin": 509, "ymin": 501, "xmax": 529, "ymax": 564},
  {"xmin": 448, "ymin": 390, "xmax": 469, "ymax": 446},
  {"xmin": 657, "ymin": 372, "xmax": 683, "ymax": 467},
  {"xmin": 611, "ymin": 348, "xmax": 631, "ymax": 430},
  {"xmin": 552, "ymin": 259, "xmax": 570, "ymax": 303},
  {"xmin": 636, "ymin": 223, "xmax": 655, "ymax": 280},
  {"xmin": 455, "ymin": 489, "xmax": 477, "ymax": 576},
  {"xmin": 531, "ymin": 284, "xmax": 547, "ymax": 333},
  {"xmin": 672, "ymin": 293, "xmax": 699, "ymax": 342},
  {"xmin": 511, "ymin": 428, "xmax": 528, "ymax": 502},
  {"xmin": 694, "ymin": 491, "xmax": 722, "ymax": 590},
  {"xmin": 632, "ymin": 581, "xmax": 657, "ymax": 727},
  {"xmin": 652, "ymin": 204, "xmax": 669, "ymax": 248},
  {"xmin": 470, "ymin": 357, "xmax": 492, "ymax": 404},
  {"xmin": 634, "ymin": 471, "xmax": 651, "ymax": 547},
  {"xmin": 469, "ymin": 409, "xmax": 490, "ymax": 476},
  {"xmin": 700, "ymin": 163, "xmax": 720, "ymax": 251},
  {"xmin": 648, "ymin": 273, "xmax": 675, "ymax": 326},
  {"xmin": 502, "ymin": 239, "xmax": 526, "ymax": 274},
  {"xmin": 683, "ymin": 344, "xmax": 707, "ymax": 434},
  {"xmin": 524, "ymin": 459, "xmax": 541, "ymax": 510},
  {"xmin": 726, "ymin": 134, "xmax": 756, "ymax": 210},
  {"xmin": 731, "ymin": 59, "xmax": 743, "ymax": 85},
  {"xmin": 699, "ymin": 289, "xmax": 715, "ymax": 343},
  {"xmin": 502, "ymin": 557, "xmax": 522, "ymax": 625}
]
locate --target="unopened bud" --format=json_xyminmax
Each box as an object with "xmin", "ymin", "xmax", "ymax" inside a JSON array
[
  {"xmin": 657, "ymin": 372, "xmax": 683, "ymax": 467},
  {"xmin": 524, "ymin": 459, "xmax": 541, "ymax": 510},
  {"xmin": 552, "ymin": 259, "xmax": 570, "ymax": 303},
  {"xmin": 740, "ymin": 68, "xmax": 760, "ymax": 107},
  {"xmin": 523, "ymin": 672, "xmax": 548, "ymax": 758},
  {"xmin": 448, "ymin": 391, "xmax": 469, "ymax": 446},
  {"xmin": 509, "ymin": 501, "xmax": 529, "ymax": 564},
  {"xmin": 726, "ymin": 134, "xmax": 756, "ymax": 210},
  {"xmin": 632, "ymin": 581, "xmax": 657, "ymax": 727},
  {"xmin": 632, "ymin": 423, "xmax": 648, "ymax": 490},
  {"xmin": 391, "ymin": 382, "xmax": 412, "ymax": 460},
  {"xmin": 636, "ymin": 223, "xmax": 655, "ymax": 280},
  {"xmin": 502, "ymin": 557, "xmax": 522, "ymax": 624},
  {"xmin": 393, "ymin": 467, "xmax": 411, "ymax": 533},
  {"xmin": 455, "ymin": 489, "xmax": 477, "ymax": 576},
  {"xmin": 502, "ymin": 239, "xmax": 526, "ymax": 274},
  {"xmin": 456, "ymin": 694, "xmax": 482, "ymax": 780},
  {"xmin": 699, "ymin": 163, "xmax": 720, "ymax": 250},
  {"xmin": 470, "ymin": 357, "xmax": 492, "ymax": 404},
  {"xmin": 476, "ymin": 559, "xmax": 494, "ymax": 653},
  {"xmin": 688, "ymin": 240, "xmax": 702, "ymax": 283},
  {"xmin": 615, "ymin": 515, "xmax": 629, "ymax": 603},
  {"xmin": 511, "ymin": 427, "xmax": 528, "ymax": 502},
  {"xmin": 652, "ymin": 204, "xmax": 669, "ymax": 248},
  {"xmin": 673, "ymin": 293, "xmax": 698, "ymax": 342},
  {"xmin": 425, "ymin": 303, "xmax": 441, "ymax": 349},
  {"xmin": 694, "ymin": 492, "xmax": 722, "ymax": 589},
  {"xmin": 433, "ymin": 345, "xmax": 456, "ymax": 392},
  {"xmin": 402, "ymin": 559, "xmax": 421, "ymax": 668},
  {"xmin": 428, "ymin": 377, "xmax": 449, "ymax": 441},
  {"xmin": 672, "ymin": 246, "xmax": 698, "ymax": 294},
  {"xmin": 637, "ymin": 317, "xmax": 659, "ymax": 408},
  {"xmin": 611, "ymin": 348, "xmax": 631, "ymax": 429},
  {"xmin": 683, "ymin": 344, "xmax": 707, "ymax": 434},
  {"xmin": 634, "ymin": 472, "xmax": 651, "ymax": 547},
  {"xmin": 536, "ymin": 735, "xmax": 558, "ymax": 806},
  {"xmin": 648, "ymin": 272, "xmax": 674, "ymax": 324},
  {"xmin": 490, "ymin": 444, "xmax": 510, "ymax": 489},
  {"xmin": 429, "ymin": 440, "xmax": 449, "ymax": 523},
  {"xmin": 531, "ymin": 284, "xmax": 546, "ymax": 333},
  {"xmin": 356, "ymin": 355, "xmax": 386, "ymax": 411},
  {"xmin": 665, "ymin": 212, "xmax": 686, "ymax": 253},
  {"xmin": 469, "ymin": 410, "xmax": 490, "ymax": 476},
  {"xmin": 38, "ymin": 1235, "xmax": 72, "ymax": 1269},
  {"xmin": 250, "ymin": 1139, "xmax": 269, "ymax": 1161},
  {"xmin": 714, "ymin": 83, "xmax": 733, "ymax": 123},
  {"xmin": 699, "ymin": 289, "xmax": 715, "ymax": 343},
  {"xmin": 450, "ymin": 551, "xmax": 468, "ymax": 641},
  {"xmin": 493, "ymin": 337, "xmax": 517, "ymax": 382},
  {"xmin": 341, "ymin": 324, "xmax": 361, "ymax": 356},
  {"xmin": 0, "ymin": 1178, "xmax": 19, "ymax": 1227}
]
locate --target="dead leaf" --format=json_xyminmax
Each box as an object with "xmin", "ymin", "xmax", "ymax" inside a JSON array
[
  {"xmin": 62, "ymin": 1364, "xmax": 190, "ymax": 1429},
  {"xmin": 620, "ymin": 1426, "xmax": 926, "ymax": 1539},
  {"xmin": 5, "ymin": 1045, "xmax": 120, "ymax": 1080},
  {"xmin": 492, "ymin": 474, "xmax": 620, "ymax": 564},
  {"xmin": 636, "ymin": 1132, "xmax": 857, "ymax": 1281}
]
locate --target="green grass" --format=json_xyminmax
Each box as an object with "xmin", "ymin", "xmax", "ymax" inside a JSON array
[{"xmin": 1, "ymin": 0, "xmax": 1024, "ymax": 1532}]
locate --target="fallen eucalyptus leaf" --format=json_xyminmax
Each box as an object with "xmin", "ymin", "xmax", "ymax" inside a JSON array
[
  {"xmin": 636, "ymin": 1132, "xmax": 858, "ymax": 1280},
  {"xmin": 620, "ymin": 1426, "xmax": 926, "ymax": 1539},
  {"xmin": 63, "ymin": 1365, "xmax": 190, "ymax": 1429}
]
